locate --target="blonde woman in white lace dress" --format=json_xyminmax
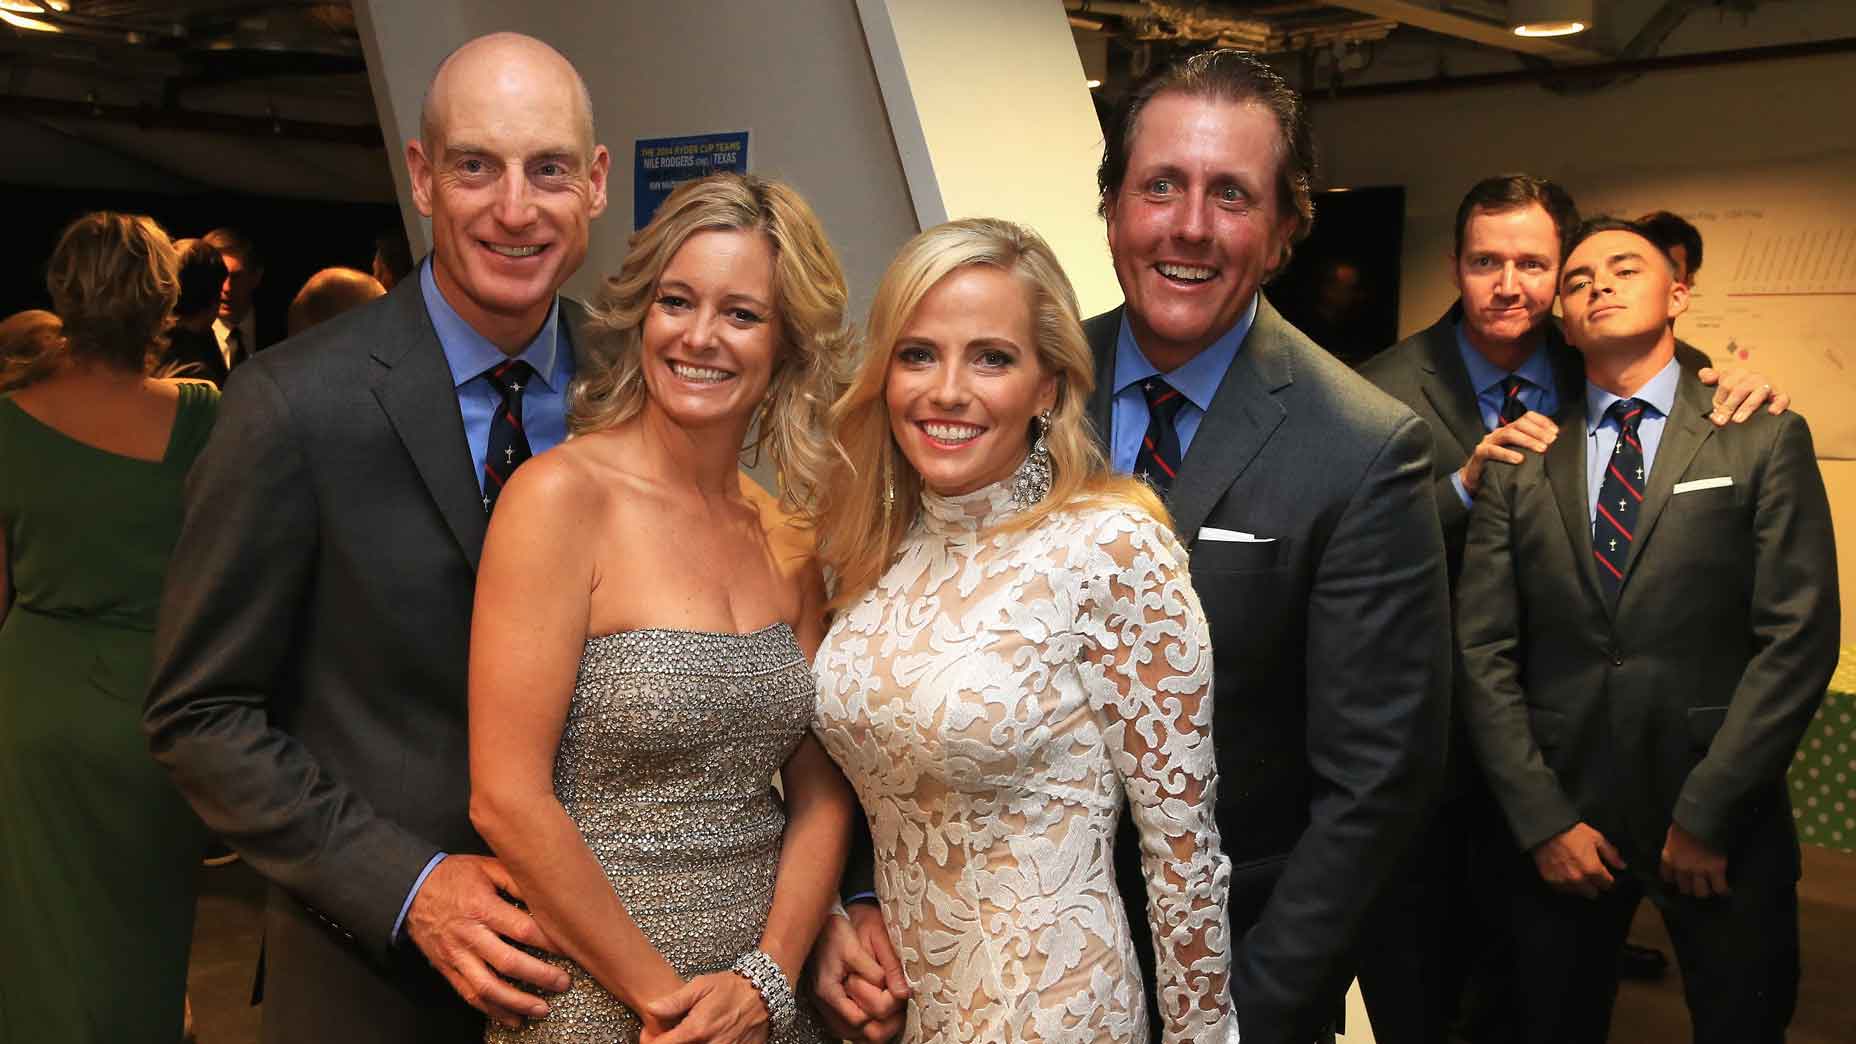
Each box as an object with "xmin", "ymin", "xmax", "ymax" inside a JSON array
[{"xmin": 805, "ymin": 219, "xmax": 1238, "ymax": 1044}]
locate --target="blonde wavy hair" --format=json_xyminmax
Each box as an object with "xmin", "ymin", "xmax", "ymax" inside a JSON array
[
  {"xmin": 571, "ymin": 173, "xmax": 852, "ymax": 512},
  {"xmin": 44, "ymin": 211, "xmax": 181, "ymax": 374},
  {"xmin": 812, "ymin": 217, "xmax": 1167, "ymax": 609}
]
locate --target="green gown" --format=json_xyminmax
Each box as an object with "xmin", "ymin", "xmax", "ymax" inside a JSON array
[{"xmin": 0, "ymin": 381, "xmax": 218, "ymax": 1042}]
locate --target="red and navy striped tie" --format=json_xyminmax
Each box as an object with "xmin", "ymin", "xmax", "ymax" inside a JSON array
[
  {"xmin": 1135, "ymin": 378, "xmax": 1187, "ymax": 495},
  {"xmin": 481, "ymin": 359, "xmax": 534, "ymax": 512},
  {"xmin": 1593, "ymin": 398, "xmax": 1646, "ymax": 599}
]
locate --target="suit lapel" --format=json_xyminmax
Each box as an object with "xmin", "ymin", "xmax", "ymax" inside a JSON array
[
  {"xmin": 1083, "ymin": 306, "xmax": 1120, "ymax": 448},
  {"xmin": 1167, "ymin": 299, "xmax": 1291, "ymax": 541},
  {"xmin": 1618, "ymin": 368, "xmax": 1714, "ymax": 585},
  {"xmin": 1415, "ymin": 308, "xmax": 1487, "ymax": 459},
  {"xmin": 1544, "ymin": 393, "xmax": 1605, "ymax": 610},
  {"xmin": 369, "ymin": 280, "xmax": 489, "ymax": 570}
]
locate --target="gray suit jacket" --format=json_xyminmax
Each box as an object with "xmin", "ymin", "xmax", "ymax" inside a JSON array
[
  {"xmin": 1458, "ymin": 358, "xmax": 1838, "ymax": 875},
  {"xmin": 144, "ymin": 276, "xmax": 590, "ymax": 1042},
  {"xmin": 1088, "ymin": 299, "xmax": 1452, "ymax": 1044}
]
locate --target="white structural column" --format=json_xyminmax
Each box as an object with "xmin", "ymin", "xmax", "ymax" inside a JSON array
[{"xmin": 857, "ymin": 0, "xmax": 1122, "ymax": 316}]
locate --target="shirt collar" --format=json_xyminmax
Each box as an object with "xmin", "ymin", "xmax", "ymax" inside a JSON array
[
  {"xmin": 420, "ymin": 259, "xmax": 562, "ymax": 391},
  {"xmin": 1112, "ymin": 291, "xmax": 1259, "ymax": 411},
  {"xmin": 1453, "ymin": 319, "xmax": 1555, "ymax": 396},
  {"xmin": 1585, "ymin": 355, "xmax": 1682, "ymax": 434}
]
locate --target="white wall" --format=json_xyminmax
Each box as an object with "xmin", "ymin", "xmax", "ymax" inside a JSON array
[{"xmin": 1311, "ymin": 49, "xmax": 1856, "ymax": 642}]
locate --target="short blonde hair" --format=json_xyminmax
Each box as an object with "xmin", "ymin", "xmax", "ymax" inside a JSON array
[
  {"xmin": 812, "ymin": 217, "xmax": 1167, "ymax": 609},
  {"xmin": 572, "ymin": 173, "xmax": 852, "ymax": 512},
  {"xmin": 45, "ymin": 211, "xmax": 180, "ymax": 372}
]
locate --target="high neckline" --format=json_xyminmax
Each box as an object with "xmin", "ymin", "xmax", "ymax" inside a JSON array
[{"xmin": 918, "ymin": 467, "xmax": 1028, "ymax": 536}]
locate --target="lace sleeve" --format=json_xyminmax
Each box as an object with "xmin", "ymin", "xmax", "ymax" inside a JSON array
[{"xmin": 1077, "ymin": 509, "xmax": 1236, "ymax": 1043}]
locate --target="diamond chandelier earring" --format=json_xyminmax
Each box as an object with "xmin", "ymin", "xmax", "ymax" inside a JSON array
[
  {"xmin": 882, "ymin": 444, "xmax": 896, "ymax": 511},
  {"xmin": 1010, "ymin": 409, "xmax": 1054, "ymax": 508}
]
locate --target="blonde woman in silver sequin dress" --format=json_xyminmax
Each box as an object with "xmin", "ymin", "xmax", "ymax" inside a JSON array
[
  {"xmin": 467, "ymin": 173, "xmax": 855, "ymax": 1044},
  {"xmin": 806, "ymin": 219, "xmax": 1240, "ymax": 1044}
]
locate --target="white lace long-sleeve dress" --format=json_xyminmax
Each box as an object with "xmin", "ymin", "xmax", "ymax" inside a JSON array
[{"xmin": 813, "ymin": 478, "xmax": 1238, "ymax": 1044}]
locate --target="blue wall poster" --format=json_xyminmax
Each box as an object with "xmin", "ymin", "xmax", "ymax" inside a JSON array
[{"xmin": 633, "ymin": 131, "xmax": 750, "ymax": 230}]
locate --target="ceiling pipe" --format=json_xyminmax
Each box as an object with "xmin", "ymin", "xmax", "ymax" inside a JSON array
[
  {"xmin": 1303, "ymin": 35, "xmax": 1856, "ymax": 102},
  {"xmin": 0, "ymin": 90, "xmax": 382, "ymax": 145}
]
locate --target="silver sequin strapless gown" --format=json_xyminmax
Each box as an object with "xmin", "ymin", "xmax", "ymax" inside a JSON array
[{"xmin": 486, "ymin": 623, "xmax": 827, "ymax": 1043}]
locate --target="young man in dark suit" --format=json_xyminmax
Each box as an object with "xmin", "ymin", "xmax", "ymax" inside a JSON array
[
  {"xmin": 1356, "ymin": 177, "xmax": 1784, "ymax": 1042},
  {"xmin": 1458, "ymin": 219, "xmax": 1838, "ymax": 1044},
  {"xmin": 145, "ymin": 32, "xmax": 608, "ymax": 1042}
]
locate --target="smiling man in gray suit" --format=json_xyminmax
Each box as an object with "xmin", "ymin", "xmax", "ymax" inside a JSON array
[
  {"xmin": 144, "ymin": 32, "xmax": 608, "ymax": 1041},
  {"xmin": 1458, "ymin": 218, "xmax": 1837, "ymax": 1044},
  {"xmin": 1087, "ymin": 50, "xmax": 1451, "ymax": 1044}
]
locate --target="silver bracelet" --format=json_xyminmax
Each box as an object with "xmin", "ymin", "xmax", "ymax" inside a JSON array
[{"xmin": 731, "ymin": 948, "xmax": 798, "ymax": 1035}]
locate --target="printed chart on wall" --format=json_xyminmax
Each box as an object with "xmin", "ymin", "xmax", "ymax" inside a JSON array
[
  {"xmin": 1582, "ymin": 152, "xmax": 1856, "ymax": 459},
  {"xmin": 634, "ymin": 131, "xmax": 750, "ymax": 230}
]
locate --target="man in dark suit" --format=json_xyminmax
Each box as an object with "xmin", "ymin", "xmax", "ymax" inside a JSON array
[
  {"xmin": 1356, "ymin": 177, "xmax": 1784, "ymax": 1042},
  {"xmin": 811, "ymin": 49, "xmax": 1451, "ymax": 1044},
  {"xmin": 166, "ymin": 237, "xmax": 231, "ymax": 386},
  {"xmin": 1458, "ymin": 218, "xmax": 1838, "ymax": 1044},
  {"xmin": 144, "ymin": 32, "xmax": 609, "ymax": 1041},
  {"xmin": 1087, "ymin": 51, "xmax": 1451, "ymax": 1044}
]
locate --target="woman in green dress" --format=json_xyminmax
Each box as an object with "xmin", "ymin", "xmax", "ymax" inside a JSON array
[{"xmin": 0, "ymin": 212, "xmax": 219, "ymax": 1042}]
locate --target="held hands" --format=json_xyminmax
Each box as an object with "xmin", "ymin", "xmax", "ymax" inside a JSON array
[
  {"xmin": 1661, "ymin": 823, "xmax": 1731, "ymax": 898},
  {"xmin": 1531, "ymin": 822, "xmax": 1627, "ymax": 899},
  {"xmin": 810, "ymin": 902, "xmax": 911, "ymax": 1043},
  {"xmin": 1698, "ymin": 366, "xmax": 1788, "ymax": 425},
  {"xmin": 1458, "ymin": 411, "xmax": 1558, "ymax": 497},
  {"xmin": 640, "ymin": 972, "xmax": 769, "ymax": 1044},
  {"xmin": 404, "ymin": 854, "xmax": 570, "ymax": 1029}
]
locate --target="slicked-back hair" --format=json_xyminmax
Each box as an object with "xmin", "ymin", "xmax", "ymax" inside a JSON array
[
  {"xmin": 203, "ymin": 226, "xmax": 261, "ymax": 271},
  {"xmin": 173, "ymin": 237, "xmax": 228, "ymax": 319},
  {"xmin": 1562, "ymin": 217, "xmax": 1674, "ymax": 277},
  {"xmin": 1097, "ymin": 49, "xmax": 1316, "ymax": 258},
  {"xmin": 1636, "ymin": 210, "xmax": 1703, "ymax": 277},
  {"xmin": 1453, "ymin": 174, "xmax": 1581, "ymax": 262}
]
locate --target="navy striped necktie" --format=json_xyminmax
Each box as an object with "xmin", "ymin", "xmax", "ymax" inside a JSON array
[
  {"xmin": 1593, "ymin": 398, "xmax": 1647, "ymax": 599},
  {"xmin": 481, "ymin": 359, "xmax": 535, "ymax": 513},
  {"xmin": 1135, "ymin": 378, "xmax": 1187, "ymax": 495}
]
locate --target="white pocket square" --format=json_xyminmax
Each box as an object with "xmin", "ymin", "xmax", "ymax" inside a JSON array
[
  {"xmin": 1672, "ymin": 476, "xmax": 1733, "ymax": 494},
  {"xmin": 1198, "ymin": 526, "xmax": 1276, "ymax": 543}
]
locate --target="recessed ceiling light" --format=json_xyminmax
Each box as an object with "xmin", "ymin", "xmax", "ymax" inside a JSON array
[
  {"xmin": 1086, "ymin": 78, "xmax": 1103, "ymax": 89},
  {"xmin": 1509, "ymin": 0, "xmax": 1593, "ymax": 38}
]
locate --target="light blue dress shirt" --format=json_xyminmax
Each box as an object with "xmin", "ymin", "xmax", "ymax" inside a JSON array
[
  {"xmin": 1109, "ymin": 293, "xmax": 1259, "ymax": 474},
  {"xmin": 1585, "ymin": 356, "xmax": 1681, "ymax": 528},
  {"xmin": 1448, "ymin": 324, "xmax": 1563, "ymax": 507},
  {"xmin": 394, "ymin": 262, "xmax": 577, "ymax": 945}
]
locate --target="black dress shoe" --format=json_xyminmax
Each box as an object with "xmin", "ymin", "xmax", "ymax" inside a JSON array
[{"xmin": 1618, "ymin": 941, "xmax": 1669, "ymax": 980}]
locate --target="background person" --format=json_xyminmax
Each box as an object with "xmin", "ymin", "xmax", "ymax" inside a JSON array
[
  {"xmin": 1459, "ymin": 218, "xmax": 1838, "ymax": 1044},
  {"xmin": 286, "ymin": 266, "xmax": 387, "ymax": 337},
  {"xmin": 0, "ymin": 308, "xmax": 64, "ymax": 393},
  {"xmin": 166, "ymin": 237, "xmax": 230, "ymax": 386},
  {"xmin": 203, "ymin": 226, "xmax": 267, "ymax": 369},
  {"xmin": 0, "ymin": 211, "xmax": 218, "ymax": 1043}
]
